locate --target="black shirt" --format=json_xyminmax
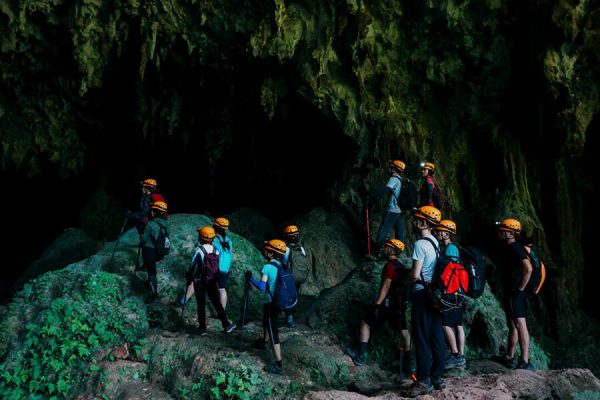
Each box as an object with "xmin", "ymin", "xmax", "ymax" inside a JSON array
[{"xmin": 504, "ymin": 242, "xmax": 529, "ymax": 291}]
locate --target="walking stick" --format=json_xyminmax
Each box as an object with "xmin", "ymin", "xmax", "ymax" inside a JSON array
[
  {"xmin": 109, "ymin": 217, "xmax": 129, "ymax": 272},
  {"xmin": 365, "ymin": 196, "xmax": 372, "ymax": 257},
  {"xmin": 240, "ymin": 277, "xmax": 250, "ymax": 330}
]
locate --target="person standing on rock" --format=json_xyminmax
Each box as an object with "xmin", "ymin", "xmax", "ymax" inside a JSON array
[
  {"xmin": 281, "ymin": 225, "xmax": 307, "ymax": 328},
  {"xmin": 494, "ymin": 218, "xmax": 535, "ymax": 371},
  {"xmin": 141, "ymin": 201, "xmax": 169, "ymax": 303},
  {"xmin": 212, "ymin": 217, "xmax": 233, "ymax": 310},
  {"xmin": 434, "ymin": 220, "xmax": 467, "ymax": 370},
  {"xmin": 404, "ymin": 206, "xmax": 446, "ymax": 397},
  {"xmin": 373, "ymin": 160, "xmax": 407, "ymax": 248},
  {"xmin": 245, "ymin": 239, "xmax": 288, "ymax": 375},
  {"xmin": 127, "ymin": 178, "xmax": 165, "ymax": 236},
  {"xmin": 345, "ymin": 239, "xmax": 414, "ymax": 376},
  {"xmin": 183, "ymin": 226, "xmax": 236, "ymax": 336}
]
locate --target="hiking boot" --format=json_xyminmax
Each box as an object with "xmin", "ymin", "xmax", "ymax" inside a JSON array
[
  {"xmin": 432, "ymin": 377, "xmax": 446, "ymax": 390},
  {"xmin": 492, "ymin": 354, "xmax": 517, "ymax": 369},
  {"xmin": 404, "ymin": 381, "xmax": 433, "ymax": 397},
  {"xmin": 345, "ymin": 348, "xmax": 366, "ymax": 366},
  {"xmin": 253, "ymin": 338, "xmax": 268, "ymax": 349},
  {"xmin": 445, "ymin": 353, "xmax": 467, "ymax": 370},
  {"xmin": 515, "ymin": 359, "xmax": 534, "ymax": 371},
  {"xmin": 197, "ymin": 329, "xmax": 208, "ymax": 336},
  {"xmin": 224, "ymin": 322, "xmax": 237, "ymax": 333},
  {"xmin": 286, "ymin": 319, "xmax": 296, "ymax": 329},
  {"xmin": 264, "ymin": 362, "xmax": 285, "ymax": 375}
]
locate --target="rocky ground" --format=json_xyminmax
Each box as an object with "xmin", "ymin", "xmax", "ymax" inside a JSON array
[{"xmin": 1, "ymin": 212, "xmax": 599, "ymax": 399}]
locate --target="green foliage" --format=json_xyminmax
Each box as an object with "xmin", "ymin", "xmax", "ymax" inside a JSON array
[
  {"xmin": 0, "ymin": 272, "xmax": 147, "ymax": 398},
  {"xmin": 207, "ymin": 364, "xmax": 272, "ymax": 400}
]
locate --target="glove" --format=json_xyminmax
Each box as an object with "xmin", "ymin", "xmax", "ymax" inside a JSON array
[
  {"xmin": 245, "ymin": 270, "xmax": 253, "ymax": 281},
  {"xmin": 178, "ymin": 295, "xmax": 189, "ymax": 308}
]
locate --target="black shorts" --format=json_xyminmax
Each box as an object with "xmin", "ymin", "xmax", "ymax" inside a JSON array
[
  {"xmin": 218, "ymin": 272, "xmax": 229, "ymax": 289},
  {"xmin": 505, "ymin": 290, "xmax": 528, "ymax": 319},
  {"xmin": 364, "ymin": 306, "xmax": 407, "ymax": 332},
  {"xmin": 442, "ymin": 306, "xmax": 463, "ymax": 327}
]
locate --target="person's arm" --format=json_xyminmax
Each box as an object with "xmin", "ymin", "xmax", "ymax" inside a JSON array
[
  {"xmin": 249, "ymin": 273, "xmax": 268, "ymax": 292},
  {"xmin": 374, "ymin": 279, "xmax": 392, "ymax": 305},
  {"xmin": 405, "ymin": 259, "xmax": 423, "ymax": 285},
  {"xmin": 426, "ymin": 182, "xmax": 434, "ymax": 205},
  {"xmin": 518, "ymin": 258, "xmax": 533, "ymax": 291}
]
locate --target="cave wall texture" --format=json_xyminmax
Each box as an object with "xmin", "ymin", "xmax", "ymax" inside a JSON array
[{"xmin": 1, "ymin": 0, "xmax": 600, "ymax": 339}]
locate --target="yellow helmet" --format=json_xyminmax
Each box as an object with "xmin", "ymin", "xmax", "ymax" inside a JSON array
[
  {"xmin": 265, "ymin": 239, "xmax": 287, "ymax": 255},
  {"xmin": 141, "ymin": 178, "xmax": 157, "ymax": 189},
  {"xmin": 214, "ymin": 217, "xmax": 230, "ymax": 230},
  {"xmin": 385, "ymin": 239, "xmax": 405, "ymax": 253},
  {"xmin": 497, "ymin": 218, "xmax": 521, "ymax": 234},
  {"xmin": 198, "ymin": 226, "xmax": 216, "ymax": 242},
  {"xmin": 435, "ymin": 220, "xmax": 456, "ymax": 235},
  {"xmin": 414, "ymin": 206, "xmax": 442, "ymax": 224},
  {"xmin": 151, "ymin": 201, "xmax": 168, "ymax": 213},
  {"xmin": 389, "ymin": 160, "xmax": 406, "ymax": 173},
  {"xmin": 420, "ymin": 162, "xmax": 436, "ymax": 173},
  {"xmin": 282, "ymin": 225, "xmax": 299, "ymax": 237}
]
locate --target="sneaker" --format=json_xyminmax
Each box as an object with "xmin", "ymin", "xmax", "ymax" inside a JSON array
[
  {"xmin": 445, "ymin": 354, "xmax": 467, "ymax": 370},
  {"xmin": 515, "ymin": 359, "xmax": 534, "ymax": 371},
  {"xmin": 264, "ymin": 362, "xmax": 285, "ymax": 375},
  {"xmin": 225, "ymin": 322, "xmax": 237, "ymax": 333},
  {"xmin": 197, "ymin": 329, "xmax": 208, "ymax": 336},
  {"xmin": 404, "ymin": 381, "xmax": 433, "ymax": 397},
  {"xmin": 344, "ymin": 348, "xmax": 366, "ymax": 366},
  {"xmin": 286, "ymin": 319, "xmax": 296, "ymax": 329},
  {"xmin": 432, "ymin": 377, "xmax": 446, "ymax": 390},
  {"xmin": 492, "ymin": 354, "xmax": 517, "ymax": 369}
]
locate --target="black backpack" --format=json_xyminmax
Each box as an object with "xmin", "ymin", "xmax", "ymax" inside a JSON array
[
  {"xmin": 460, "ymin": 246, "xmax": 487, "ymax": 298},
  {"xmin": 394, "ymin": 177, "xmax": 418, "ymax": 211},
  {"xmin": 524, "ymin": 244, "xmax": 546, "ymax": 295},
  {"xmin": 270, "ymin": 261, "xmax": 298, "ymax": 311},
  {"xmin": 432, "ymin": 183, "xmax": 446, "ymax": 211},
  {"xmin": 155, "ymin": 224, "xmax": 170, "ymax": 256}
]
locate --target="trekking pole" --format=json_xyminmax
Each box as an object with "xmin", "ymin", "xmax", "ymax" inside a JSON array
[
  {"xmin": 108, "ymin": 217, "xmax": 129, "ymax": 271},
  {"xmin": 240, "ymin": 277, "xmax": 250, "ymax": 330},
  {"xmin": 399, "ymin": 345, "xmax": 404, "ymax": 378},
  {"xmin": 365, "ymin": 196, "xmax": 372, "ymax": 257}
]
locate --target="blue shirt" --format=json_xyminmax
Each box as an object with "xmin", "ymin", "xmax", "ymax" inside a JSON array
[
  {"xmin": 386, "ymin": 175, "xmax": 402, "ymax": 213},
  {"xmin": 411, "ymin": 235, "xmax": 439, "ymax": 291},
  {"xmin": 213, "ymin": 234, "xmax": 233, "ymax": 273},
  {"xmin": 261, "ymin": 260, "xmax": 280, "ymax": 303},
  {"xmin": 444, "ymin": 242, "xmax": 460, "ymax": 262}
]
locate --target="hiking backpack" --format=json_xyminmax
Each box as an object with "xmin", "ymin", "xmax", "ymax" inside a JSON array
[
  {"xmin": 270, "ymin": 261, "xmax": 298, "ymax": 311},
  {"xmin": 421, "ymin": 238, "xmax": 469, "ymax": 313},
  {"xmin": 394, "ymin": 177, "xmax": 418, "ymax": 211},
  {"xmin": 194, "ymin": 246, "xmax": 220, "ymax": 285},
  {"xmin": 460, "ymin": 246, "xmax": 487, "ymax": 299},
  {"xmin": 390, "ymin": 259, "xmax": 411, "ymax": 305},
  {"xmin": 155, "ymin": 224, "xmax": 170, "ymax": 256},
  {"xmin": 524, "ymin": 244, "xmax": 546, "ymax": 295},
  {"xmin": 431, "ymin": 183, "xmax": 446, "ymax": 211}
]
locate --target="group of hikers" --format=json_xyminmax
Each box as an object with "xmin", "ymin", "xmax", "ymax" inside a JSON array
[{"xmin": 123, "ymin": 160, "xmax": 545, "ymax": 396}]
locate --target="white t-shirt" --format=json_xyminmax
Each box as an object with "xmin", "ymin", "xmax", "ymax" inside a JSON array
[
  {"xmin": 386, "ymin": 175, "xmax": 402, "ymax": 213},
  {"xmin": 192, "ymin": 243, "xmax": 218, "ymax": 264},
  {"xmin": 411, "ymin": 235, "xmax": 439, "ymax": 291}
]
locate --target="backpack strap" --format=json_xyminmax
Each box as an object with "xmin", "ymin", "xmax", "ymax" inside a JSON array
[{"xmin": 418, "ymin": 237, "xmax": 440, "ymax": 284}]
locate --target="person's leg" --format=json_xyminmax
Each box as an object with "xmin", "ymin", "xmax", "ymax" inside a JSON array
[
  {"xmin": 218, "ymin": 273, "xmax": 228, "ymax": 309},
  {"xmin": 142, "ymin": 247, "xmax": 158, "ymax": 300},
  {"xmin": 394, "ymin": 212, "xmax": 406, "ymax": 243},
  {"xmin": 377, "ymin": 212, "xmax": 396, "ymax": 249},
  {"xmin": 456, "ymin": 326, "xmax": 465, "ymax": 356},
  {"xmin": 411, "ymin": 291, "xmax": 432, "ymax": 383},
  {"xmin": 430, "ymin": 311, "xmax": 446, "ymax": 381},
  {"xmin": 443, "ymin": 326, "xmax": 458, "ymax": 354},
  {"xmin": 206, "ymin": 284, "xmax": 231, "ymax": 329},
  {"xmin": 506, "ymin": 318, "xmax": 518, "ymax": 358},
  {"xmin": 193, "ymin": 281, "xmax": 207, "ymax": 332},
  {"xmin": 514, "ymin": 317, "xmax": 530, "ymax": 362}
]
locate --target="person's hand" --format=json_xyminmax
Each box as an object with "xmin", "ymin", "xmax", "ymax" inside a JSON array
[
  {"xmin": 371, "ymin": 304, "xmax": 382, "ymax": 319},
  {"xmin": 245, "ymin": 270, "xmax": 253, "ymax": 281}
]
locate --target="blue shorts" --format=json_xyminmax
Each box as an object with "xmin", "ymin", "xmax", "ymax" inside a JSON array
[{"xmin": 218, "ymin": 272, "xmax": 229, "ymax": 289}]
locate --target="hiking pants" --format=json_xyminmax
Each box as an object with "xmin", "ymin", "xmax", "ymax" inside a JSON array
[
  {"xmin": 142, "ymin": 247, "xmax": 157, "ymax": 278},
  {"xmin": 411, "ymin": 290, "xmax": 445, "ymax": 382},
  {"xmin": 377, "ymin": 211, "xmax": 406, "ymax": 247},
  {"xmin": 193, "ymin": 281, "xmax": 230, "ymax": 331},
  {"xmin": 263, "ymin": 302, "xmax": 281, "ymax": 345}
]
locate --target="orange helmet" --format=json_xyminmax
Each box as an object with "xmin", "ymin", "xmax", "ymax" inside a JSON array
[
  {"xmin": 141, "ymin": 178, "xmax": 158, "ymax": 189},
  {"xmin": 214, "ymin": 217, "xmax": 230, "ymax": 230},
  {"xmin": 389, "ymin": 160, "xmax": 406, "ymax": 173},
  {"xmin": 282, "ymin": 225, "xmax": 299, "ymax": 237},
  {"xmin": 151, "ymin": 201, "xmax": 168, "ymax": 213},
  {"xmin": 420, "ymin": 162, "xmax": 435, "ymax": 173},
  {"xmin": 198, "ymin": 226, "xmax": 216, "ymax": 242},
  {"xmin": 435, "ymin": 220, "xmax": 456, "ymax": 235},
  {"xmin": 414, "ymin": 206, "xmax": 442, "ymax": 225},
  {"xmin": 385, "ymin": 239, "xmax": 405, "ymax": 253},
  {"xmin": 497, "ymin": 218, "xmax": 521, "ymax": 234},
  {"xmin": 265, "ymin": 239, "xmax": 287, "ymax": 255}
]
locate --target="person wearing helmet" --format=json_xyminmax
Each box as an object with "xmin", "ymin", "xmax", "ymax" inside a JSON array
[
  {"xmin": 212, "ymin": 217, "xmax": 233, "ymax": 310},
  {"xmin": 418, "ymin": 162, "xmax": 437, "ymax": 208},
  {"xmin": 127, "ymin": 178, "xmax": 165, "ymax": 236},
  {"xmin": 434, "ymin": 220, "xmax": 466, "ymax": 370},
  {"xmin": 404, "ymin": 206, "xmax": 446, "ymax": 396},
  {"xmin": 182, "ymin": 226, "xmax": 236, "ymax": 336},
  {"xmin": 493, "ymin": 218, "xmax": 534, "ymax": 371},
  {"xmin": 345, "ymin": 239, "xmax": 414, "ymax": 377},
  {"xmin": 280, "ymin": 225, "xmax": 307, "ymax": 328},
  {"xmin": 245, "ymin": 239, "xmax": 288, "ymax": 374},
  {"xmin": 140, "ymin": 201, "xmax": 169, "ymax": 303},
  {"xmin": 373, "ymin": 160, "xmax": 407, "ymax": 248}
]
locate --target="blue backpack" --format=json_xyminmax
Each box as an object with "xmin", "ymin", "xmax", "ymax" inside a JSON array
[{"xmin": 270, "ymin": 261, "xmax": 298, "ymax": 311}]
